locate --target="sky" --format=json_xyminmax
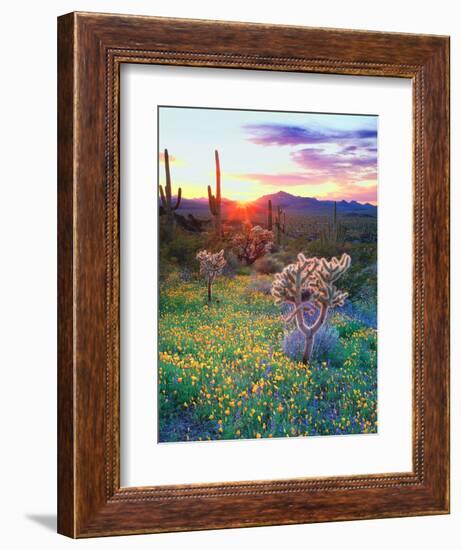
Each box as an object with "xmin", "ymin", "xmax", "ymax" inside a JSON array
[{"xmin": 158, "ymin": 106, "xmax": 378, "ymax": 204}]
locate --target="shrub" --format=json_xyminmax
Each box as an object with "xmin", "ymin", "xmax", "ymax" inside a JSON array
[
  {"xmin": 282, "ymin": 323, "xmax": 341, "ymax": 363},
  {"xmin": 342, "ymin": 297, "xmax": 377, "ymax": 329},
  {"xmin": 272, "ymin": 250, "xmax": 296, "ymax": 265},
  {"xmin": 221, "ymin": 250, "xmax": 240, "ymax": 278},
  {"xmin": 254, "ymin": 255, "xmax": 283, "ymax": 274},
  {"xmin": 246, "ymin": 278, "xmax": 273, "ymax": 296},
  {"xmin": 312, "ymin": 323, "xmax": 342, "ymax": 361},
  {"xmin": 225, "ymin": 252, "xmax": 252, "ymax": 276},
  {"xmin": 305, "ymin": 239, "xmax": 341, "ymax": 259},
  {"xmin": 282, "ymin": 329, "xmax": 305, "ymax": 362},
  {"xmin": 166, "ymin": 230, "xmax": 203, "ymax": 265},
  {"xmin": 179, "ymin": 268, "xmax": 193, "ymax": 282}
]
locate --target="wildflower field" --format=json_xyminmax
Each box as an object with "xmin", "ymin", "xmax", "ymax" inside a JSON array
[{"xmin": 158, "ymin": 271, "xmax": 377, "ymax": 442}]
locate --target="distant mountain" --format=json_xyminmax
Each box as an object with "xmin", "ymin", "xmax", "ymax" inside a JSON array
[
  {"xmin": 171, "ymin": 191, "xmax": 377, "ymax": 217},
  {"xmin": 253, "ymin": 191, "xmax": 377, "ymax": 216},
  {"xmin": 169, "ymin": 196, "xmax": 235, "ymax": 210}
]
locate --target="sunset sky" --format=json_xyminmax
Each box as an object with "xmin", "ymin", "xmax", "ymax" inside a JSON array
[{"xmin": 158, "ymin": 106, "xmax": 378, "ymax": 204}]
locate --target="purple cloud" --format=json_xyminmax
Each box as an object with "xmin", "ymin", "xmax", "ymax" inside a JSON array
[
  {"xmin": 290, "ymin": 146, "xmax": 377, "ymax": 183},
  {"xmin": 244, "ymin": 123, "xmax": 377, "ymax": 146},
  {"xmin": 240, "ymin": 120, "xmax": 377, "ymax": 203},
  {"xmin": 341, "ymin": 145, "xmax": 358, "ymax": 153}
]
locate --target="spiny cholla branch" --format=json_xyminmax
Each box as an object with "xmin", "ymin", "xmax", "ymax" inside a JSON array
[
  {"xmin": 272, "ymin": 253, "xmax": 318, "ymax": 306},
  {"xmin": 231, "ymin": 223, "xmax": 273, "ymax": 265},
  {"xmin": 271, "ymin": 252, "xmax": 351, "ymax": 363},
  {"xmin": 196, "ymin": 249, "xmax": 227, "ymax": 302},
  {"xmin": 309, "ymin": 254, "xmax": 351, "ymax": 308}
]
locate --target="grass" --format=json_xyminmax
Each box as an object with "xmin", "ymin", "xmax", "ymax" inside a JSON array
[{"xmin": 158, "ymin": 271, "xmax": 377, "ymax": 442}]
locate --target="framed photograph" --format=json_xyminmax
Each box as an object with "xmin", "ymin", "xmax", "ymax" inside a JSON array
[{"xmin": 58, "ymin": 12, "xmax": 450, "ymax": 537}]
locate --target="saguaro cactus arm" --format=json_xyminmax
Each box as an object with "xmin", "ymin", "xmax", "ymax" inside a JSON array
[
  {"xmin": 321, "ymin": 201, "xmax": 347, "ymax": 245},
  {"xmin": 159, "ymin": 148, "xmax": 182, "ymax": 212},
  {"xmin": 159, "ymin": 184, "xmax": 167, "ymax": 210},
  {"xmin": 215, "ymin": 150, "xmax": 221, "ymax": 204},
  {"xmin": 267, "ymin": 200, "xmax": 273, "ymax": 231},
  {"xmin": 208, "ymin": 185, "xmax": 217, "ymax": 215},
  {"xmin": 173, "ymin": 187, "xmax": 182, "ymax": 210},
  {"xmin": 164, "ymin": 148, "xmax": 172, "ymax": 203},
  {"xmin": 207, "ymin": 150, "xmax": 223, "ymax": 235},
  {"xmin": 274, "ymin": 205, "xmax": 287, "ymax": 244}
]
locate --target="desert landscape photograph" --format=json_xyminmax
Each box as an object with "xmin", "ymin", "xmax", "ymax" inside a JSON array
[{"xmin": 157, "ymin": 106, "xmax": 378, "ymax": 443}]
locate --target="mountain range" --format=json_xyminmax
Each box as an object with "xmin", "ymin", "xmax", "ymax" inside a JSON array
[{"xmin": 175, "ymin": 191, "xmax": 377, "ymax": 217}]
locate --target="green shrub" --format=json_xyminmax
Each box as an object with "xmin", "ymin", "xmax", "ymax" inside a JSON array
[
  {"xmin": 305, "ymin": 239, "xmax": 341, "ymax": 259},
  {"xmin": 165, "ymin": 229, "xmax": 204, "ymax": 266},
  {"xmin": 254, "ymin": 255, "xmax": 283, "ymax": 274}
]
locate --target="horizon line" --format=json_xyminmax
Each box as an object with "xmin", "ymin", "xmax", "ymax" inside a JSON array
[{"xmin": 161, "ymin": 193, "xmax": 377, "ymax": 206}]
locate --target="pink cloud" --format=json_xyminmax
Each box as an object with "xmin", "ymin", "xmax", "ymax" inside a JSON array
[
  {"xmin": 323, "ymin": 184, "xmax": 377, "ymax": 204},
  {"xmin": 234, "ymin": 171, "xmax": 377, "ymax": 203},
  {"xmin": 240, "ymin": 172, "xmax": 327, "ymax": 187}
]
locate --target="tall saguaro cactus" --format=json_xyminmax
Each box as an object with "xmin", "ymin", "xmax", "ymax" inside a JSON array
[
  {"xmin": 267, "ymin": 200, "xmax": 273, "ymax": 231},
  {"xmin": 321, "ymin": 201, "xmax": 346, "ymax": 245},
  {"xmin": 274, "ymin": 206, "xmax": 286, "ymax": 245},
  {"xmin": 159, "ymin": 149, "xmax": 182, "ymax": 240},
  {"xmin": 272, "ymin": 252, "xmax": 351, "ymax": 364},
  {"xmin": 208, "ymin": 150, "xmax": 222, "ymax": 237}
]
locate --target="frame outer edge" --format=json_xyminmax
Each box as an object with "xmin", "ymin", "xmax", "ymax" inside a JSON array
[
  {"xmin": 57, "ymin": 12, "xmax": 450, "ymax": 537},
  {"xmin": 57, "ymin": 12, "xmax": 77, "ymax": 538},
  {"xmin": 423, "ymin": 37, "xmax": 450, "ymax": 512}
]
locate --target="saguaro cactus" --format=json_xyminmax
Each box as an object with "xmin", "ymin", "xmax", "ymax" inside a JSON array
[
  {"xmin": 271, "ymin": 252, "xmax": 351, "ymax": 363},
  {"xmin": 159, "ymin": 149, "xmax": 182, "ymax": 239},
  {"xmin": 274, "ymin": 206, "xmax": 286, "ymax": 245},
  {"xmin": 321, "ymin": 201, "xmax": 346, "ymax": 245},
  {"xmin": 267, "ymin": 200, "xmax": 273, "ymax": 231},
  {"xmin": 196, "ymin": 249, "xmax": 227, "ymax": 302},
  {"xmin": 208, "ymin": 150, "xmax": 222, "ymax": 237}
]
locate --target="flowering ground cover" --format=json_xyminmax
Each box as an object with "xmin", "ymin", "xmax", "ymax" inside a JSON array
[{"xmin": 158, "ymin": 273, "xmax": 377, "ymax": 442}]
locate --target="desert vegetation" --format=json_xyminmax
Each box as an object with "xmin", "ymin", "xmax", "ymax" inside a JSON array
[{"xmin": 158, "ymin": 149, "xmax": 377, "ymax": 442}]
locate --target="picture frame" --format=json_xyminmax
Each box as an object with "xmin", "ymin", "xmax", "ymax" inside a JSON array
[{"xmin": 57, "ymin": 11, "xmax": 450, "ymax": 538}]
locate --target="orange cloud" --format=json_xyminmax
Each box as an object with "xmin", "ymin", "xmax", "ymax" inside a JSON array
[{"xmin": 159, "ymin": 151, "xmax": 182, "ymax": 165}]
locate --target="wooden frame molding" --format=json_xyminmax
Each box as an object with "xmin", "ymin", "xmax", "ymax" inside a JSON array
[{"xmin": 58, "ymin": 12, "xmax": 450, "ymax": 537}]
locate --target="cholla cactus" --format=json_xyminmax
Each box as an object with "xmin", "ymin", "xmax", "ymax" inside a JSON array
[
  {"xmin": 231, "ymin": 223, "xmax": 273, "ymax": 265},
  {"xmin": 272, "ymin": 252, "xmax": 351, "ymax": 363},
  {"xmin": 196, "ymin": 249, "xmax": 227, "ymax": 302}
]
